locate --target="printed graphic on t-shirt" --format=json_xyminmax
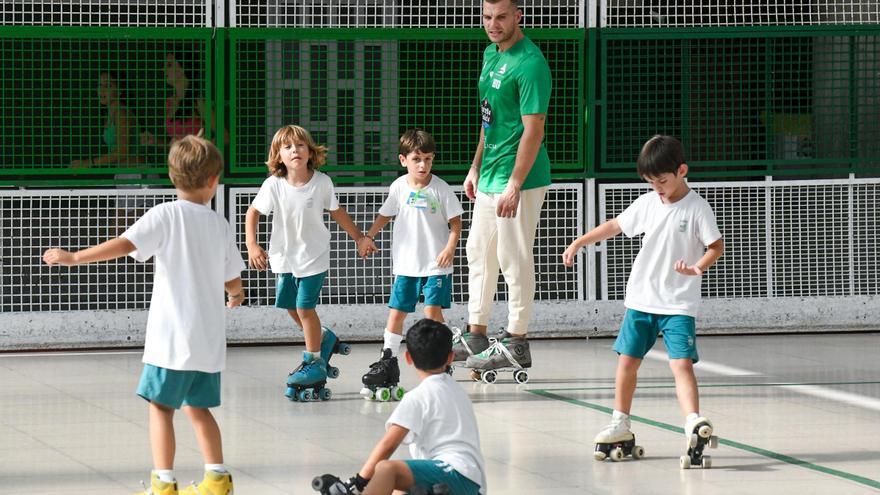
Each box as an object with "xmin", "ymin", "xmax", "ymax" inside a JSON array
[
  {"xmin": 678, "ymin": 219, "xmax": 688, "ymax": 232},
  {"xmin": 406, "ymin": 190, "xmax": 439, "ymax": 214},
  {"xmin": 481, "ymin": 99, "xmax": 493, "ymax": 129}
]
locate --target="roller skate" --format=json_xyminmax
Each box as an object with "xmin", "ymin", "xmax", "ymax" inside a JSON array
[
  {"xmin": 450, "ymin": 327, "xmax": 491, "ymax": 375},
  {"xmin": 680, "ymin": 416, "xmax": 718, "ymax": 469},
  {"xmin": 311, "ymin": 474, "xmax": 363, "ymax": 495},
  {"xmin": 360, "ymin": 348, "xmax": 405, "ymax": 402},
  {"xmin": 593, "ymin": 411, "xmax": 645, "ymax": 462},
  {"xmin": 285, "ymin": 351, "xmax": 332, "ymax": 402},
  {"xmin": 465, "ymin": 332, "xmax": 530, "ymax": 384},
  {"xmin": 320, "ymin": 326, "xmax": 352, "ymax": 380},
  {"xmin": 134, "ymin": 473, "xmax": 178, "ymax": 495},
  {"xmin": 180, "ymin": 471, "xmax": 233, "ymax": 495}
]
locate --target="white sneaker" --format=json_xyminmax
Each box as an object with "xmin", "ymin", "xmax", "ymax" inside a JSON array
[
  {"xmin": 594, "ymin": 414, "xmax": 633, "ymax": 443},
  {"xmin": 684, "ymin": 416, "xmax": 713, "ymax": 446}
]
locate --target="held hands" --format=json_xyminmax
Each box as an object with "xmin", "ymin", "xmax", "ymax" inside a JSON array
[
  {"xmin": 247, "ymin": 243, "xmax": 269, "ymax": 271},
  {"xmin": 357, "ymin": 236, "xmax": 378, "ymax": 259},
  {"xmin": 674, "ymin": 260, "xmax": 704, "ymax": 276},
  {"xmin": 495, "ymin": 182, "xmax": 521, "ymax": 218},
  {"xmin": 43, "ymin": 248, "xmax": 76, "ymax": 267},
  {"xmin": 436, "ymin": 247, "xmax": 455, "ymax": 268}
]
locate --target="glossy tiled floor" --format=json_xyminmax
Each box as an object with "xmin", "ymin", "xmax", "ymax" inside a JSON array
[{"xmin": 1, "ymin": 333, "xmax": 878, "ymax": 494}]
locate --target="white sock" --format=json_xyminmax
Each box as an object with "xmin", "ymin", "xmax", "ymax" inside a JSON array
[
  {"xmin": 205, "ymin": 463, "xmax": 227, "ymax": 473},
  {"xmin": 153, "ymin": 469, "xmax": 174, "ymax": 483},
  {"xmin": 383, "ymin": 330, "xmax": 404, "ymax": 357},
  {"xmin": 612, "ymin": 409, "xmax": 630, "ymax": 422},
  {"xmin": 686, "ymin": 412, "xmax": 700, "ymax": 423}
]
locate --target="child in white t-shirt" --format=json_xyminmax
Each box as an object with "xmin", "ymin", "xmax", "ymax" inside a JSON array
[
  {"xmin": 313, "ymin": 319, "xmax": 485, "ymax": 495},
  {"xmin": 356, "ymin": 129, "xmax": 463, "ymax": 401},
  {"xmin": 562, "ymin": 135, "xmax": 724, "ymax": 467},
  {"xmin": 44, "ymin": 136, "xmax": 245, "ymax": 495},
  {"xmin": 245, "ymin": 125, "xmax": 365, "ymax": 400}
]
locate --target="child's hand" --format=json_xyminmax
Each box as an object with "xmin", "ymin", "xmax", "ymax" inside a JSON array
[
  {"xmin": 247, "ymin": 244, "xmax": 268, "ymax": 271},
  {"xmin": 436, "ymin": 247, "xmax": 455, "ymax": 268},
  {"xmin": 357, "ymin": 237, "xmax": 377, "ymax": 258},
  {"xmin": 561, "ymin": 243, "xmax": 580, "ymax": 267},
  {"xmin": 43, "ymin": 248, "xmax": 76, "ymax": 266},
  {"xmin": 226, "ymin": 291, "xmax": 245, "ymax": 308},
  {"xmin": 674, "ymin": 260, "xmax": 704, "ymax": 276}
]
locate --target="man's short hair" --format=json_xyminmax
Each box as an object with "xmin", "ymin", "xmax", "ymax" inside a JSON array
[
  {"xmin": 167, "ymin": 135, "xmax": 223, "ymax": 191},
  {"xmin": 405, "ymin": 319, "xmax": 453, "ymax": 371},
  {"xmin": 637, "ymin": 135, "xmax": 685, "ymax": 178}
]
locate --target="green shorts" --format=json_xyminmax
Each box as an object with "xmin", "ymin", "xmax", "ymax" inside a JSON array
[
  {"xmin": 404, "ymin": 460, "xmax": 481, "ymax": 495},
  {"xmin": 613, "ymin": 309, "xmax": 699, "ymax": 363},
  {"xmin": 389, "ymin": 274, "xmax": 453, "ymax": 313},
  {"xmin": 136, "ymin": 364, "xmax": 221, "ymax": 409},
  {"xmin": 275, "ymin": 271, "xmax": 326, "ymax": 310}
]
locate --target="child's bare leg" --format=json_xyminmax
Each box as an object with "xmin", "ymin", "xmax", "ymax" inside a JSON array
[
  {"xmin": 297, "ymin": 308, "xmax": 322, "ymax": 353},
  {"xmin": 386, "ymin": 309, "xmax": 408, "ymax": 335},
  {"xmin": 286, "ymin": 309, "xmax": 303, "ymax": 328},
  {"xmin": 362, "ymin": 460, "xmax": 415, "ymax": 495},
  {"xmin": 183, "ymin": 406, "xmax": 223, "ymax": 464},
  {"xmin": 423, "ymin": 305, "xmax": 444, "ymax": 323},
  {"xmin": 669, "ymin": 358, "xmax": 699, "ymax": 415},
  {"xmin": 614, "ymin": 355, "xmax": 642, "ymax": 414},
  {"xmin": 148, "ymin": 401, "xmax": 176, "ymax": 469}
]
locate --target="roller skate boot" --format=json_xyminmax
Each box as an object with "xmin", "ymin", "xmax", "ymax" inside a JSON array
[
  {"xmin": 311, "ymin": 474, "xmax": 365, "ymax": 495},
  {"xmin": 593, "ymin": 411, "xmax": 644, "ymax": 461},
  {"xmin": 465, "ymin": 332, "xmax": 531, "ymax": 384},
  {"xmin": 451, "ymin": 327, "xmax": 491, "ymax": 363},
  {"xmin": 680, "ymin": 416, "xmax": 717, "ymax": 469},
  {"xmin": 285, "ymin": 351, "xmax": 332, "ymax": 402},
  {"xmin": 360, "ymin": 348, "xmax": 404, "ymax": 402},
  {"xmin": 320, "ymin": 326, "xmax": 351, "ymax": 380},
  {"xmin": 135, "ymin": 473, "xmax": 178, "ymax": 495},
  {"xmin": 180, "ymin": 471, "xmax": 233, "ymax": 495}
]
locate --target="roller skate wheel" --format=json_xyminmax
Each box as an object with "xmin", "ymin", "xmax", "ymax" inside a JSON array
[
  {"xmin": 513, "ymin": 370, "xmax": 529, "ymax": 384},
  {"xmin": 391, "ymin": 385, "xmax": 405, "ymax": 401},
  {"xmin": 697, "ymin": 424, "xmax": 713, "ymax": 438},
  {"xmin": 311, "ymin": 476, "xmax": 326, "ymax": 490},
  {"xmin": 360, "ymin": 388, "xmax": 376, "ymax": 401},
  {"xmin": 708, "ymin": 435, "xmax": 719, "ymax": 449},
  {"xmin": 481, "ymin": 370, "xmax": 497, "ymax": 384},
  {"xmin": 338, "ymin": 343, "xmax": 352, "ymax": 355},
  {"xmin": 593, "ymin": 450, "xmax": 606, "ymax": 461},
  {"xmin": 377, "ymin": 387, "xmax": 392, "ymax": 402},
  {"xmin": 701, "ymin": 456, "xmax": 712, "ymax": 469},
  {"xmin": 327, "ymin": 366, "xmax": 340, "ymax": 379},
  {"xmin": 470, "ymin": 369, "xmax": 482, "ymax": 382},
  {"xmin": 688, "ymin": 433, "xmax": 699, "ymax": 449},
  {"xmin": 631, "ymin": 445, "xmax": 645, "ymax": 459},
  {"xmin": 298, "ymin": 389, "xmax": 313, "ymax": 402},
  {"xmin": 680, "ymin": 455, "xmax": 692, "ymax": 469},
  {"xmin": 319, "ymin": 388, "xmax": 332, "ymax": 401},
  {"xmin": 610, "ymin": 447, "xmax": 624, "ymax": 461}
]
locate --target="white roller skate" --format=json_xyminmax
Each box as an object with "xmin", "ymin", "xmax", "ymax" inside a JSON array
[
  {"xmin": 680, "ymin": 416, "xmax": 718, "ymax": 469},
  {"xmin": 593, "ymin": 411, "xmax": 644, "ymax": 462}
]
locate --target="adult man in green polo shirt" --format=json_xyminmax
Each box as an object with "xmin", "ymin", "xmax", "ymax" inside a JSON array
[{"xmin": 454, "ymin": 0, "xmax": 551, "ymax": 374}]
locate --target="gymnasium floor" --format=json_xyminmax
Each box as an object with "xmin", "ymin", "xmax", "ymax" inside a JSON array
[{"xmin": 1, "ymin": 333, "xmax": 878, "ymax": 494}]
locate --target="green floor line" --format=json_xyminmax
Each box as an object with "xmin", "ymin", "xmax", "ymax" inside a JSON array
[
  {"xmin": 528, "ymin": 389, "xmax": 880, "ymax": 490},
  {"xmin": 537, "ymin": 380, "xmax": 880, "ymax": 392}
]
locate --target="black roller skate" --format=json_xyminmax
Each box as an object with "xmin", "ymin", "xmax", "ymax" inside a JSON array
[
  {"xmin": 311, "ymin": 474, "xmax": 361, "ymax": 495},
  {"xmin": 360, "ymin": 348, "xmax": 405, "ymax": 402},
  {"xmin": 680, "ymin": 416, "xmax": 718, "ymax": 469}
]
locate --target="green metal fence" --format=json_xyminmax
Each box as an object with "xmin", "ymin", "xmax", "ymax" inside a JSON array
[
  {"xmin": 226, "ymin": 28, "xmax": 585, "ymax": 184},
  {"xmin": 598, "ymin": 25, "xmax": 880, "ymax": 179}
]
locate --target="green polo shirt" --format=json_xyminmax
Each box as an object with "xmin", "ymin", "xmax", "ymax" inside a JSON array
[{"xmin": 478, "ymin": 36, "xmax": 552, "ymax": 193}]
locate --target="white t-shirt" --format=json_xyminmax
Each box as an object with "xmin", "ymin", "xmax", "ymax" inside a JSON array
[
  {"xmin": 378, "ymin": 175, "xmax": 464, "ymax": 277},
  {"xmin": 616, "ymin": 189, "xmax": 721, "ymax": 317},
  {"xmin": 251, "ymin": 172, "xmax": 340, "ymax": 277},
  {"xmin": 121, "ymin": 200, "xmax": 245, "ymax": 372},
  {"xmin": 386, "ymin": 373, "xmax": 486, "ymax": 493}
]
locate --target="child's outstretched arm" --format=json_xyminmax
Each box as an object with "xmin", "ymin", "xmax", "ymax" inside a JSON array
[
  {"xmin": 43, "ymin": 238, "xmax": 136, "ymax": 267},
  {"xmin": 436, "ymin": 216, "xmax": 462, "ymax": 268},
  {"xmin": 674, "ymin": 238, "xmax": 724, "ymax": 276},
  {"xmin": 358, "ymin": 214, "xmax": 391, "ymax": 258},
  {"xmin": 245, "ymin": 206, "xmax": 268, "ymax": 270},
  {"xmin": 562, "ymin": 218, "xmax": 622, "ymax": 267},
  {"xmin": 329, "ymin": 207, "xmax": 367, "ymax": 253},
  {"xmin": 357, "ymin": 424, "xmax": 409, "ymax": 482}
]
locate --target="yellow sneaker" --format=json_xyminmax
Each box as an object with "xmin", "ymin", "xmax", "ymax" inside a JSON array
[
  {"xmin": 134, "ymin": 473, "xmax": 178, "ymax": 495},
  {"xmin": 181, "ymin": 471, "xmax": 233, "ymax": 495}
]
